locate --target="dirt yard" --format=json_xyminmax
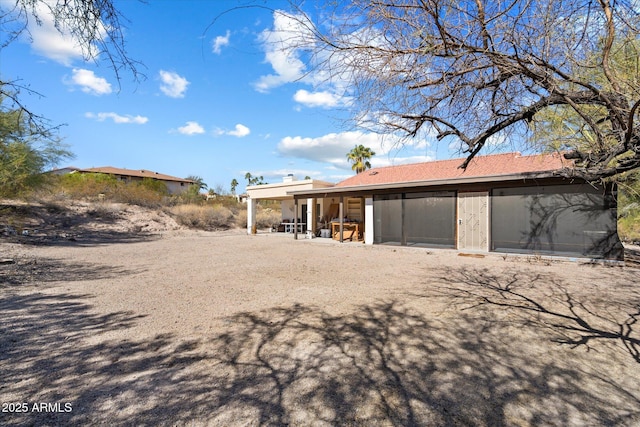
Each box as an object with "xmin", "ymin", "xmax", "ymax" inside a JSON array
[{"xmin": 1, "ymin": 205, "xmax": 639, "ymax": 426}]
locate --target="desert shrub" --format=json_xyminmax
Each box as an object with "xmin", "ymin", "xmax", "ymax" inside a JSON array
[
  {"xmin": 170, "ymin": 204, "xmax": 234, "ymax": 230},
  {"xmin": 113, "ymin": 182, "xmax": 165, "ymax": 208},
  {"xmin": 618, "ymin": 173, "xmax": 640, "ymax": 243},
  {"xmin": 234, "ymin": 206, "xmax": 281, "ymax": 230},
  {"xmin": 211, "ymin": 195, "xmax": 242, "ymax": 212},
  {"xmin": 54, "ymin": 173, "xmax": 167, "ymax": 207},
  {"xmin": 235, "ymin": 209, "xmax": 247, "ymax": 228},
  {"xmin": 256, "ymin": 208, "xmax": 281, "ymax": 230},
  {"xmin": 619, "ymin": 211, "xmax": 640, "ymax": 243},
  {"xmin": 139, "ymin": 178, "xmax": 168, "ymax": 195},
  {"xmin": 58, "ymin": 173, "xmax": 120, "ymax": 198}
]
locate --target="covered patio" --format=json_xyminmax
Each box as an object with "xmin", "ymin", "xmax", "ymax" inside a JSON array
[{"xmin": 245, "ymin": 176, "xmax": 335, "ymax": 237}]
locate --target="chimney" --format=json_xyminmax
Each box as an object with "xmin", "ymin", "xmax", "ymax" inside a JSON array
[{"xmin": 283, "ymin": 174, "xmax": 296, "ymax": 183}]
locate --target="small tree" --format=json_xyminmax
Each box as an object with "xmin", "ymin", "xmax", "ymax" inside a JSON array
[
  {"xmin": 346, "ymin": 144, "xmax": 376, "ymax": 174},
  {"xmin": 0, "ymin": 93, "xmax": 73, "ymax": 197}
]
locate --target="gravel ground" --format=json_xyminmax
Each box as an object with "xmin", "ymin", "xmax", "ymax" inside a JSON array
[{"xmin": 1, "ymin": 226, "xmax": 639, "ymax": 426}]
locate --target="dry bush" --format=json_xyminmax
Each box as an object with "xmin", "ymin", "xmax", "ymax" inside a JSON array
[
  {"xmin": 210, "ymin": 195, "xmax": 242, "ymax": 213},
  {"xmin": 257, "ymin": 208, "xmax": 281, "ymax": 230},
  {"xmin": 235, "ymin": 209, "xmax": 247, "ymax": 229},
  {"xmin": 112, "ymin": 184, "xmax": 164, "ymax": 208},
  {"xmin": 234, "ymin": 206, "xmax": 281, "ymax": 230},
  {"xmin": 50, "ymin": 173, "xmax": 167, "ymax": 208},
  {"xmin": 169, "ymin": 204, "xmax": 234, "ymax": 230}
]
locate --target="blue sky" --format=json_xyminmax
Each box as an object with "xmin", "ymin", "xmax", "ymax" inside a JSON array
[{"xmin": 2, "ymin": 0, "xmax": 468, "ymax": 193}]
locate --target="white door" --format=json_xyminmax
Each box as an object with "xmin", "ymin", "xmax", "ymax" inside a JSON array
[{"xmin": 457, "ymin": 192, "xmax": 489, "ymax": 251}]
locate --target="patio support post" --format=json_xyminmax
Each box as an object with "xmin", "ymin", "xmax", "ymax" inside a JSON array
[
  {"xmin": 307, "ymin": 197, "xmax": 315, "ymax": 236},
  {"xmin": 294, "ymin": 198, "xmax": 299, "ymax": 240},
  {"xmin": 247, "ymin": 197, "xmax": 257, "ymax": 234},
  {"xmin": 365, "ymin": 197, "xmax": 374, "ymax": 244},
  {"xmin": 339, "ymin": 196, "xmax": 344, "ymax": 243}
]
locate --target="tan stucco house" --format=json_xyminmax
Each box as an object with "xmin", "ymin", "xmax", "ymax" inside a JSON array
[
  {"xmin": 72, "ymin": 167, "xmax": 195, "ymax": 195},
  {"xmin": 247, "ymin": 153, "xmax": 623, "ymax": 260}
]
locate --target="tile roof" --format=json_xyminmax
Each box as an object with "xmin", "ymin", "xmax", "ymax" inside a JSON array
[
  {"xmin": 80, "ymin": 167, "xmax": 194, "ymax": 183},
  {"xmin": 336, "ymin": 152, "xmax": 570, "ymax": 187}
]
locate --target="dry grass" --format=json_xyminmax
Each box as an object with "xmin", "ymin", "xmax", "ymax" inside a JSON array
[
  {"xmin": 234, "ymin": 206, "xmax": 282, "ymax": 230},
  {"xmin": 169, "ymin": 204, "xmax": 234, "ymax": 230}
]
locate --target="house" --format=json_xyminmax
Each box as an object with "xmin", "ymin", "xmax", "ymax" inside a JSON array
[
  {"xmin": 246, "ymin": 175, "xmax": 335, "ymax": 232},
  {"xmin": 72, "ymin": 167, "xmax": 195, "ymax": 195},
  {"xmin": 47, "ymin": 166, "xmax": 81, "ymax": 175},
  {"xmin": 247, "ymin": 152, "xmax": 623, "ymax": 260}
]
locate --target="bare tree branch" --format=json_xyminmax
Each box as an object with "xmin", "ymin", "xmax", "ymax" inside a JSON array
[{"xmin": 285, "ymin": 0, "xmax": 640, "ymax": 181}]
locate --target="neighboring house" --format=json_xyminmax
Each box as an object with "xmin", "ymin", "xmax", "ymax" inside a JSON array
[
  {"xmin": 47, "ymin": 166, "xmax": 81, "ymax": 175},
  {"xmin": 73, "ymin": 167, "xmax": 195, "ymax": 195},
  {"xmin": 247, "ymin": 152, "xmax": 623, "ymax": 260}
]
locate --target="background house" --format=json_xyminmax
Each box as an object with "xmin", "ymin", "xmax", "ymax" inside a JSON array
[{"xmin": 70, "ymin": 167, "xmax": 195, "ymax": 195}]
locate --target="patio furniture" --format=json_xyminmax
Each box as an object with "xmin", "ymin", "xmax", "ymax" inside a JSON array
[{"xmin": 331, "ymin": 221, "xmax": 361, "ymax": 241}]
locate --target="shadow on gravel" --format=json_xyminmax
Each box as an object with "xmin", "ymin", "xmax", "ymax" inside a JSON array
[
  {"xmin": 425, "ymin": 266, "xmax": 640, "ymax": 365},
  {"xmin": 1, "ymin": 202, "xmax": 160, "ymax": 247},
  {"xmin": 0, "ymin": 256, "xmax": 145, "ymax": 288},
  {"xmin": 1, "ymin": 268, "xmax": 639, "ymax": 426}
]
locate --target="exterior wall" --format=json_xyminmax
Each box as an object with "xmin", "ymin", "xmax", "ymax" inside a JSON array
[
  {"xmin": 373, "ymin": 191, "xmax": 456, "ymax": 247},
  {"xmin": 164, "ymin": 181, "xmax": 189, "ymax": 195},
  {"xmin": 247, "ymin": 179, "xmax": 334, "ymax": 200},
  {"xmin": 280, "ymin": 200, "xmax": 297, "ymax": 221},
  {"xmin": 367, "ymin": 182, "xmax": 621, "ymax": 259},
  {"xmin": 491, "ymin": 184, "xmax": 622, "ymax": 259}
]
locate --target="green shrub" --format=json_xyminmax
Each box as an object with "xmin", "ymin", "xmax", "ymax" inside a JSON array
[{"xmin": 54, "ymin": 173, "xmax": 167, "ymax": 207}]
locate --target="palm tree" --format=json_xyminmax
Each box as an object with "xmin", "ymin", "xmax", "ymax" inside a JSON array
[
  {"xmin": 346, "ymin": 144, "xmax": 376, "ymax": 174},
  {"xmin": 186, "ymin": 175, "xmax": 207, "ymax": 191},
  {"xmin": 230, "ymin": 178, "xmax": 239, "ymax": 195}
]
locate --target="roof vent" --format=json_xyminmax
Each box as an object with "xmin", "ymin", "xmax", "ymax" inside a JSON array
[{"xmin": 370, "ymin": 171, "xmax": 378, "ymax": 175}]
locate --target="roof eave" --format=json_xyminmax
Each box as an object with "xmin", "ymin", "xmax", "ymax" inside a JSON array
[{"xmin": 289, "ymin": 171, "xmax": 566, "ymax": 198}]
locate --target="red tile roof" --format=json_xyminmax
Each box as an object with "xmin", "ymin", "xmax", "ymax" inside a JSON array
[
  {"xmin": 80, "ymin": 167, "xmax": 194, "ymax": 183},
  {"xmin": 336, "ymin": 152, "xmax": 569, "ymax": 187}
]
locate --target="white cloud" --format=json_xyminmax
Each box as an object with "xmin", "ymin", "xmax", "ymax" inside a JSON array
[
  {"xmin": 177, "ymin": 121, "xmax": 205, "ymax": 135},
  {"xmin": 278, "ymin": 130, "xmax": 434, "ymax": 170},
  {"xmin": 12, "ymin": 0, "xmax": 98, "ymax": 65},
  {"xmin": 228, "ymin": 124, "xmax": 250, "ymax": 137},
  {"xmin": 212, "ymin": 30, "xmax": 230, "ymax": 54},
  {"xmin": 159, "ymin": 70, "xmax": 189, "ymax": 98},
  {"xmin": 215, "ymin": 124, "xmax": 251, "ymax": 137},
  {"xmin": 293, "ymin": 89, "xmax": 345, "ymax": 108},
  {"xmin": 254, "ymin": 11, "xmax": 314, "ymax": 93},
  {"xmin": 69, "ymin": 68, "xmax": 112, "ymax": 95},
  {"xmin": 85, "ymin": 112, "xmax": 148, "ymax": 124},
  {"xmin": 278, "ymin": 131, "xmax": 388, "ymax": 168}
]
